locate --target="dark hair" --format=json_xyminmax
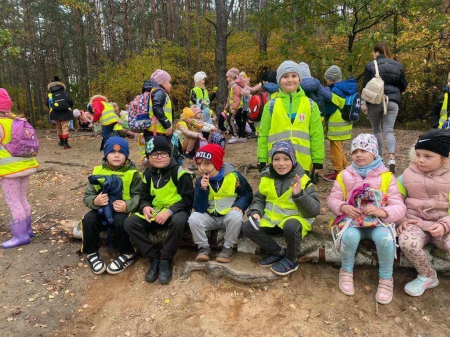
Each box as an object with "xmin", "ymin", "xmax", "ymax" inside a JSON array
[{"xmin": 374, "ymin": 42, "xmax": 392, "ymax": 59}]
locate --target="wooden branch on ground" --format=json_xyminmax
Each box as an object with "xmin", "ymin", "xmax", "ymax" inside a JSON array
[
  {"xmin": 70, "ymin": 182, "xmax": 86, "ymax": 190},
  {"xmin": 237, "ymin": 163, "xmax": 257, "ymax": 176},
  {"xmin": 44, "ymin": 161, "xmax": 87, "ymax": 167}
]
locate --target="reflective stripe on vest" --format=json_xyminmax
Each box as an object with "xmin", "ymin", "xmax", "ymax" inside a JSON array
[
  {"xmin": 98, "ymin": 102, "xmax": 119, "ymax": 126},
  {"xmin": 0, "ymin": 118, "xmax": 39, "ymax": 177},
  {"xmin": 327, "ymin": 109, "xmax": 352, "ymax": 140},
  {"xmin": 150, "ymin": 166, "xmax": 187, "ymax": 211},
  {"xmin": 439, "ymin": 93, "xmax": 449, "ymax": 129},
  {"xmin": 259, "ymin": 174, "xmax": 314, "ymax": 237},
  {"xmin": 267, "ymin": 96, "xmax": 312, "ymax": 171},
  {"xmin": 91, "ymin": 166, "xmax": 137, "ymax": 200},
  {"xmin": 207, "ymin": 172, "xmax": 238, "ymax": 215},
  {"xmin": 149, "ymin": 94, "xmax": 173, "ymax": 134}
]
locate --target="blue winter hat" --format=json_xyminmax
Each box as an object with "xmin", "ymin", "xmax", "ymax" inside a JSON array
[
  {"xmin": 271, "ymin": 140, "xmax": 297, "ymax": 166},
  {"xmin": 104, "ymin": 137, "xmax": 130, "ymax": 159}
]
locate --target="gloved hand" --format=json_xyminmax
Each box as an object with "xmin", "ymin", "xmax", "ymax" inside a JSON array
[
  {"xmin": 257, "ymin": 162, "xmax": 266, "ymax": 173},
  {"xmin": 310, "ymin": 168, "xmax": 319, "ymax": 184}
]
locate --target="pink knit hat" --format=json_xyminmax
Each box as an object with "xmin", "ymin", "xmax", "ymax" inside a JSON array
[
  {"xmin": 150, "ymin": 69, "xmax": 171, "ymax": 85},
  {"xmin": 226, "ymin": 67, "xmax": 239, "ymax": 78},
  {"xmin": 0, "ymin": 88, "xmax": 13, "ymax": 112}
]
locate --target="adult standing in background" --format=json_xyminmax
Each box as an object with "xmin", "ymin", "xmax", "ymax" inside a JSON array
[
  {"xmin": 362, "ymin": 42, "xmax": 408, "ymax": 174},
  {"xmin": 47, "ymin": 76, "xmax": 73, "ymax": 149}
]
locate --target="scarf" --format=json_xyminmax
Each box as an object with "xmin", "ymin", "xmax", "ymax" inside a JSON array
[
  {"xmin": 209, "ymin": 167, "xmax": 225, "ymax": 181},
  {"xmin": 351, "ymin": 155, "xmax": 382, "ymax": 178}
]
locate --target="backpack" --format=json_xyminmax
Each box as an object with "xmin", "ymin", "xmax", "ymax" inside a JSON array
[
  {"xmin": 128, "ymin": 88, "xmax": 158, "ymax": 132},
  {"xmin": 361, "ymin": 60, "xmax": 390, "ymax": 113},
  {"xmin": 210, "ymin": 131, "xmax": 226, "ymax": 149},
  {"xmin": 49, "ymin": 91, "xmax": 71, "ymax": 112},
  {"xmin": 341, "ymin": 93, "xmax": 362, "ymax": 122},
  {"xmin": 4, "ymin": 118, "xmax": 39, "ymax": 157},
  {"xmin": 249, "ymin": 91, "xmax": 269, "ymax": 122}
]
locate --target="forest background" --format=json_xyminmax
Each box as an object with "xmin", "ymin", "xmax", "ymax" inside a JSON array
[{"xmin": 0, "ymin": 0, "xmax": 449, "ymax": 128}]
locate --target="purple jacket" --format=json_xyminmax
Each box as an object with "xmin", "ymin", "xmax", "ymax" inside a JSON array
[{"xmin": 327, "ymin": 164, "xmax": 406, "ymax": 224}]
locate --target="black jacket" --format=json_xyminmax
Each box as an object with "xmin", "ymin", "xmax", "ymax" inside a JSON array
[
  {"xmin": 46, "ymin": 81, "xmax": 74, "ymax": 121},
  {"xmin": 142, "ymin": 80, "xmax": 172, "ymax": 129},
  {"xmin": 139, "ymin": 157, "xmax": 194, "ymax": 214},
  {"xmin": 363, "ymin": 55, "xmax": 408, "ymax": 105},
  {"xmin": 430, "ymin": 87, "xmax": 449, "ymax": 128}
]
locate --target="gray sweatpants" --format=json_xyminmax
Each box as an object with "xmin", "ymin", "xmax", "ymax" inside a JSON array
[
  {"xmin": 367, "ymin": 101, "xmax": 399, "ymax": 156},
  {"xmin": 188, "ymin": 210, "xmax": 243, "ymax": 249}
]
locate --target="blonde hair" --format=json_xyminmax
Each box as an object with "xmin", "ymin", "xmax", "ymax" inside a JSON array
[{"xmin": 409, "ymin": 146, "xmax": 450, "ymax": 170}]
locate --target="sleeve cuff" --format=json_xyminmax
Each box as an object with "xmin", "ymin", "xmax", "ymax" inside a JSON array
[{"xmin": 313, "ymin": 163, "xmax": 323, "ymax": 170}]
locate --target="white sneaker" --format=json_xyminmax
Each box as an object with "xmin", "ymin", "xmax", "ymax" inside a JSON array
[
  {"xmin": 228, "ymin": 136, "xmax": 238, "ymax": 144},
  {"xmin": 236, "ymin": 137, "xmax": 247, "ymax": 143}
]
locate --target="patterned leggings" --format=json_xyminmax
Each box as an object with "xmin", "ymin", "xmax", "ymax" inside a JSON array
[
  {"xmin": 1, "ymin": 176, "xmax": 30, "ymax": 222},
  {"xmin": 398, "ymin": 224, "xmax": 450, "ymax": 277}
]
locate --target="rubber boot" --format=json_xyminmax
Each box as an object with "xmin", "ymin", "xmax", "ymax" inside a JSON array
[
  {"xmin": 25, "ymin": 214, "xmax": 34, "ymax": 238},
  {"xmin": 2, "ymin": 219, "xmax": 31, "ymax": 249},
  {"xmin": 63, "ymin": 137, "xmax": 71, "ymax": 149},
  {"xmin": 58, "ymin": 135, "xmax": 64, "ymax": 146}
]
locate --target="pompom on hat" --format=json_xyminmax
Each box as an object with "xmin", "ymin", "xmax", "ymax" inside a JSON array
[
  {"xmin": 194, "ymin": 71, "xmax": 207, "ymax": 83},
  {"xmin": 150, "ymin": 69, "xmax": 171, "ymax": 85},
  {"xmin": 351, "ymin": 134, "xmax": 379, "ymax": 157},
  {"xmin": 415, "ymin": 129, "xmax": 450, "ymax": 157},
  {"xmin": 0, "ymin": 88, "xmax": 13, "ymax": 112},
  {"xmin": 195, "ymin": 144, "xmax": 225, "ymax": 171},
  {"xmin": 104, "ymin": 137, "xmax": 130, "ymax": 159}
]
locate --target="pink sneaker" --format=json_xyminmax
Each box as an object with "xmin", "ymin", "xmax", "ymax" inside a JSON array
[
  {"xmin": 376, "ymin": 277, "xmax": 393, "ymax": 304},
  {"xmin": 339, "ymin": 270, "xmax": 355, "ymax": 296}
]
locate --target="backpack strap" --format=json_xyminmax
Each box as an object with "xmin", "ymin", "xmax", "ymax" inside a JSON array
[
  {"xmin": 374, "ymin": 60, "xmax": 380, "ymax": 78},
  {"xmin": 269, "ymin": 98, "xmax": 276, "ymax": 114}
]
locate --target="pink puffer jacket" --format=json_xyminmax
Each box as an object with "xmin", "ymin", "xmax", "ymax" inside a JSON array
[
  {"xmin": 327, "ymin": 164, "xmax": 406, "ymax": 224},
  {"xmin": 399, "ymin": 163, "xmax": 450, "ymax": 233}
]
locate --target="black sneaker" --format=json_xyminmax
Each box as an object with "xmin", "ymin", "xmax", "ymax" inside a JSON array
[
  {"xmin": 270, "ymin": 257, "xmax": 298, "ymax": 276},
  {"xmin": 258, "ymin": 249, "xmax": 286, "ymax": 267},
  {"xmin": 158, "ymin": 259, "xmax": 173, "ymax": 284},
  {"xmin": 145, "ymin": 258, "xmax": 160, "ymax": 283},
  {"xmin": 86, "ymin": 252, "xmax": 106, "ymax": 275}
]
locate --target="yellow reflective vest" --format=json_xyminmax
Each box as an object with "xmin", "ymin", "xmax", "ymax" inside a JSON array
[
  {"xmin": 92, "ymin": 165, "xmax": 137, "ymax": 200},
  {"xmin": 259, "ymin": 174, "xmax": 314, "ymax": 237},
  {"xmin": 98, "ymin": 102, "xmax": 119, "ymax": 126},
  {"xmin": 439, "ymin": 93, "xmax": 449, "ymax": 129},
  {"xmin": 190, "ymin": 87, "xmax": 210, "ymax": 106},
  {"xmin": 0, "ymin": 117, "xmax": 39, "ymax": 177},
  {"xmin": 229, "ymin": 84, "xmax": 243, "ymax": 109},
  {"xmin": 267, "ymin": 97, "xmax": 313, "ymax": 171},
  {"xmin": 150, "ymin": 166, "xmax": 188, "ymax": 211},
  {"xmin": 207, "ymin": 172, "xmax": 238, "ymax": 215},
  {"xmin": 149, "ymin": 94, "xmax": 173, "ymax": 134},
  {"xmin": 326, "ymin": 94, "xmax": 352, "ymax": 141}
]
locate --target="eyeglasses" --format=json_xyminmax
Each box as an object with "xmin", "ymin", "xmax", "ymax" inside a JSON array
[{"xmin": 149, "ymin": 152, "xmax": 169, "ymax": 159}]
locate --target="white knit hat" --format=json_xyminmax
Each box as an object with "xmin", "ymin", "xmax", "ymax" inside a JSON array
[
  {"xmin": 298, "ymin": 62, "xmax": 312, "ymax": 79},
  {"xmin": 194, "ymin": 71, "xmax": 207, "ymax": 83}
]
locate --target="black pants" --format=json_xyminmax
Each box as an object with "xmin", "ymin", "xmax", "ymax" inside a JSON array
[
  {"xmin": 81, "ymin": 210, "xmax": 135, "ymax": 255},
  {"xmin": 242, "ymin": 218, "xmax": 302, "ymax": 261},
  {"xmin": 124, "ymin": 211, "xmax": 189, "ymax": 260},
  {"xmin": 143, "ymin": 131, "xmax": 172, "ymax": 145},
  {"xmin": 235, "ymin": 108, "xmax": 248, "ymax": 138}
]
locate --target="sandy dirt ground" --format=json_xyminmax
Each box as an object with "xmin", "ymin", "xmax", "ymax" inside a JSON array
[{"xmin": 0, "ymin": 127, "xmax": 449, "ymax": 337}]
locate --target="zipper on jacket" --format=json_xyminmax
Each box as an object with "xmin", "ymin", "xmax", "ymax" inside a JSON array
[{"xmin": 289, "ymin": 94, "xmax": 293, "ymax": 140}]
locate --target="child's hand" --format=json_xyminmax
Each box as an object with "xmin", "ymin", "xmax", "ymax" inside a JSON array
[
  {"xmin": 166, "ymin": 127, "xmax": 173, "ymax": 136},
  {"xmin": 251, "ymin": 213, "xmax": 261, "ymax": 221},
  {"xmin": 113, "ymin": 200, "xmax": 127, "ymax": 213},
  {"xmin": 200, "ymin": 173, "xmax": 209, "ymax": 190},
  {"xmin": 363, "ymin": 205, "xmax": 387, "ymax": 218},
  {"xmin": 231, "ymin": 206, "xmax": 242, "ymax": 213},
  {"xmin": 142, "ymin": 206, "xmax": 157, "ymax": 222},
  {"xmin": 291, "ymin": 174, "xmax": 302, "ymax": 195},
  {"xmin": 396, "ymin": 219, "xmax": 418, "ymax": 234},
  {"xmin": 429, "ymin": 222, "xmax": 446, "ymax": 238},
  {"xmin": 94, "ymin": 192, "xmax": 109, "ymax": 207},
  {"xmin": 155, "ymin": 209, "xmax": 171, "ymax": 225},
  {"xmin": 341, "ymin": 204, "xmax": 362, "ymax": 219}
]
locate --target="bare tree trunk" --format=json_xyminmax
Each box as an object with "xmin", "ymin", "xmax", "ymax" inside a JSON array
[
  {"xmin": 195, "ymin": 0, "xmax": 201, "ymax": 69},
  {"xmin": 21, "ymin": 0, "xmax": 34, "ymax": 124},
  {"xmin": 122, "ymin": 0, "xmax": 130, "ymax": 56},
  {"xmin": 151, "ymin": 0, "xmax": 160, "ymax": 40},
  {"xmin": 74, "ymin": 8, "xmax": 90, "ymax": 101},
  {"xmin": 185, "ymin": 0, "xmax": 192, "ymax": 70},
  {"xmin": 258, "ymin": 0, "xmax": 268, "ymax": 55},
  {"xmin": 214, "ymin": 0, "xmax": 230, "ymax": 114}
]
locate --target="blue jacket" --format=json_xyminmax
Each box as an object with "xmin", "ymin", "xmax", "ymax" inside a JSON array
[
  {"xmin": 194, "ymin": 163, "xmax": 253, "ymax": 214},
  {"xmin": 300, "ymin": 77, "xmax": 332, "ymax": 116},
  {"xmin": 325, "ymin": 78, "xmax": 358, "ymax": 120},
  {"xmin": 262, "ymin": 82, "xmax": 280, "ymax": 95}
]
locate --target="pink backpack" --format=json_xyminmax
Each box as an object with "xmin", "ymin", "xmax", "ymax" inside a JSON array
[{"xmin": 4, "ymin": 119, "xmax": 39, "ymax": 157}]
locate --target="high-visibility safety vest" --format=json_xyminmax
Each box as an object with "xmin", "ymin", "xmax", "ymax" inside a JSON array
[
  {"xmin": 98, "ymin": 102, "xmax": 120, "ymax": 126},
  {"xmin": 327, "ymin": 94, "xmax": 352, "ymax": 141},
  {"xmin": 207, "ymin": 172, "xmax": 238, "ymax": 215},
  {"xmin": 190, "ymin": 87, "xmax": 210, "ymax": 105},
  {"xmin": 329, "ymin": 171, "xmax": 392, "ymax": 227},
  {"xmin": 259, "ymin": 174, "xmax": 314, "ymax": 237},
  {"xmin": 267, "ymin": 96, "xmax": 313, "ymax": 171},
  {"xmin": 91, "ymin": 165, "xmax": 137, "ymax": 200},
  {"xmin": 439, "ymin": 92, "xmax": 449, "ymax": 129},
  {"xmin": 229, "ymin": 85, "xmax": 243, "ymax": 109},
  {"xmin": 0, "ymin": 118, "xmax": 39, "ymax": 177},
  {"xmin": 149, "ymin": 94, "xmax": 173, "ymax": 134},
  {"xmin": 150, "ymin": 166, "xmax": 188, "ymax": 211}
]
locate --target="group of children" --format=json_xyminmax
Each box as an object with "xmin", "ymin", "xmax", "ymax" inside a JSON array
[{"xmin": 1, "ymin": 59, "xmax": 450, "ymax": 305}]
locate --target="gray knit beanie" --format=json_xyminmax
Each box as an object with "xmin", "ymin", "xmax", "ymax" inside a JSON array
[
  {"xmin": 276, "ymin": 61, "xmax": 302, "ymax": 84},
  {"xmin": 298, "ymin": 62, "xmax": 312, "ymax": 79},
  {"xmin": 324, "ymin": 65, "xmax": 342, "ymax": 82}
]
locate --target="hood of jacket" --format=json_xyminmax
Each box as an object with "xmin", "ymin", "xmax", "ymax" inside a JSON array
[
  {"xmin": 90, "ymin": 95, "xmax": 108, "ymax": 104},
  {"xmin": 332, "ymin": 78, "xmax": 358, "ymax": 96},
  {"xmin": 300, "ymin": 77, "xmax": 322, "ymax": 93},
  {"xmin": 222, "ymin": 162, "xmax": 236, "ymax": 176},
  {"xmin": 101, "ymin": 158, "xmax": 136, "ymax": 172},
  {"xmin": 142, "ymin": 80, "xmax": 163, "ymax": 93},
  {"xmin": 48, "ymin": 81, "xmax": 66, "ymax": 92},
  {"xmin": 263, "ymin": 82, "xmax": 280, "ymax": 94}
]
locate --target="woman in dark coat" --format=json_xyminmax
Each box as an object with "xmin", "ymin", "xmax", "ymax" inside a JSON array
[
  {"xmin": 47, "ymin": 76, "xmax": 74, "ymax": 149},
  {"xmin": 362, "ymin": 42, "xmax": 408, "ymax": 174}
]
